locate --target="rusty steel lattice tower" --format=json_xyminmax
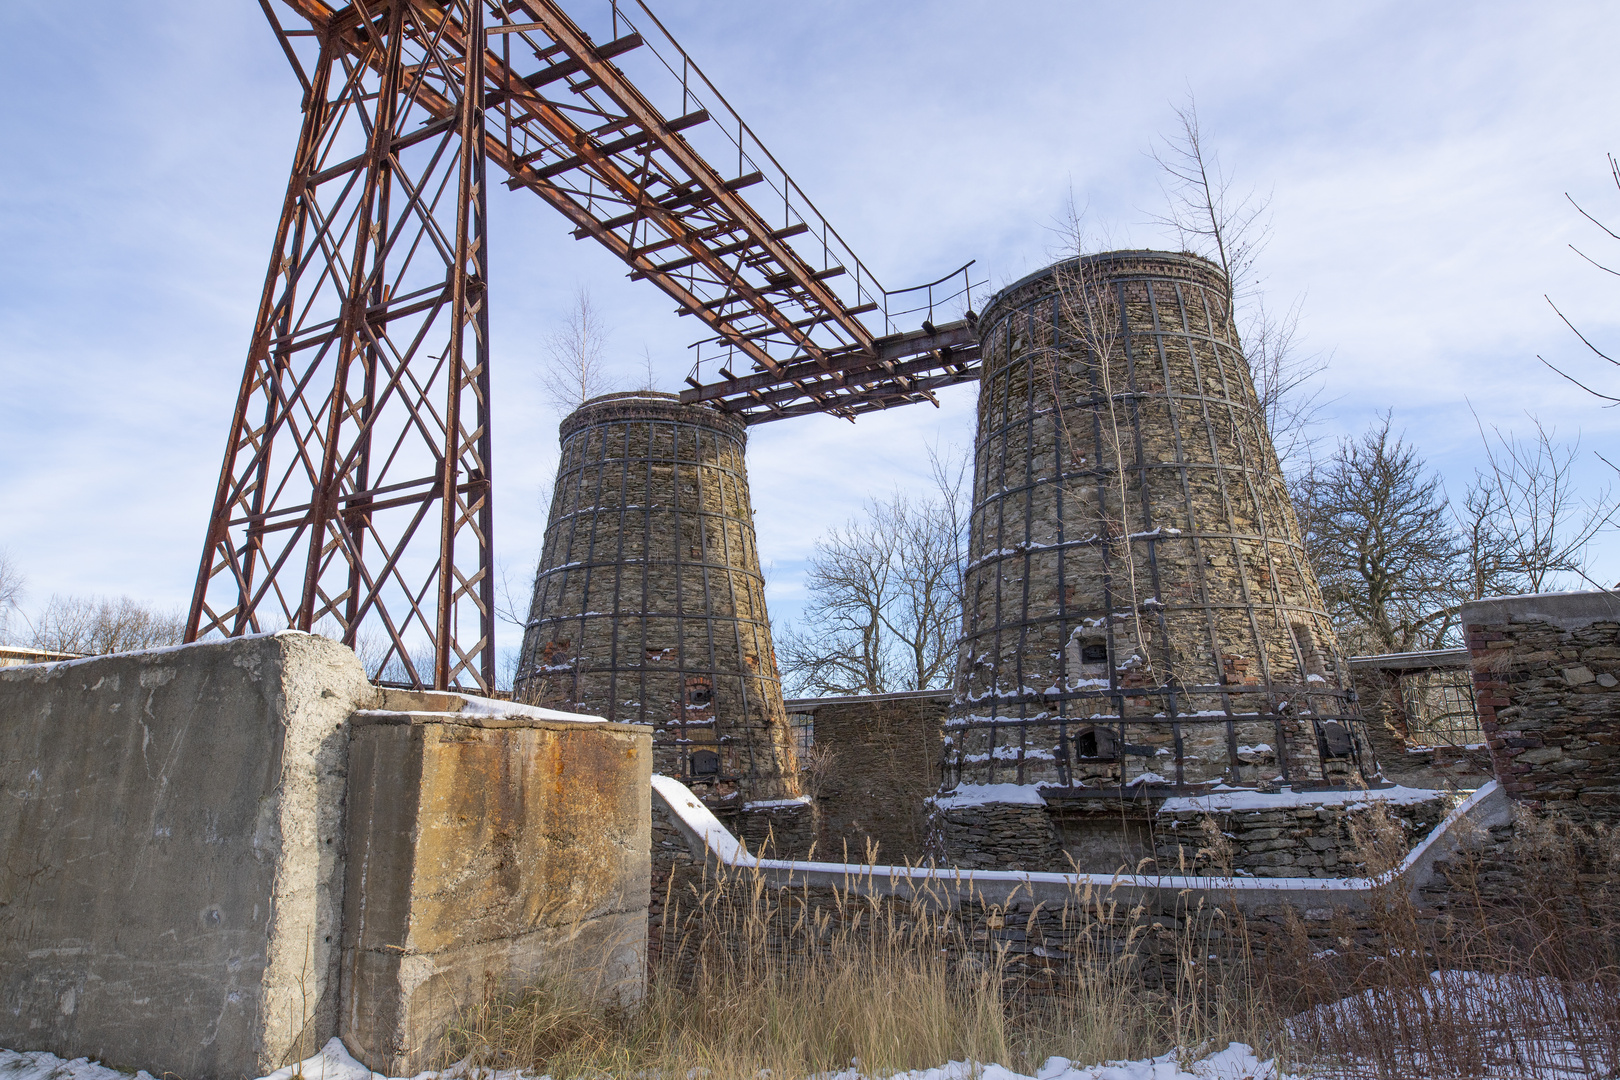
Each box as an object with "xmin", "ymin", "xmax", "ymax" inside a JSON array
[
  {"xmin": 188, "ymin": 0, "xmax": 986, "ymax": 688},
  {"xmin": 516, "ymin": 393, "xmax": 797, "ymax": 800},
  {"xmin": 949, "ymin": 251, "xmax": 1364, "ymax": 793}
]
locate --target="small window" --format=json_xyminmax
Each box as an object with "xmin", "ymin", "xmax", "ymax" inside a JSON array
[
  {"xmin": 789, "ymin": 712, "xmax": 814, "ymax": 756},
  {"xmin": 1080, "ymin": 643, "xmax": 1108, "ymax": 664},
  {"xmin": 1073, "ymin": 725, "xmax": 1118, "ymax": 761},
  {"xmin": 690, "ymin": 748, "xmax": 720, "ymax": 776},
  {"xmin": 687, "ymin": 683, "xmax": 713, "ymax": 707},
  {"xmin": 1318, "ymin": 721, "xmax": 1353, "ymax": 759},
  {"xmin": 1398, "ymin": 668, "xmax": 1485, "ymax": 749}
]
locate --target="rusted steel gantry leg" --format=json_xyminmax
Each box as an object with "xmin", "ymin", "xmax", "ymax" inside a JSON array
[{"xmin": 187, "ymin": 0, "xmax": 495, "ymax": 690}]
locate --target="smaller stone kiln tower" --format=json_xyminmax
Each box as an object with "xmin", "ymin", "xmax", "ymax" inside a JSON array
[
  {"xmin": 948, "ymin": 251, "xmax": 1366, "ymax": 798},
  {"xmin": 516, "ymin": 392, "xmax": 798, "ymax": 802}
]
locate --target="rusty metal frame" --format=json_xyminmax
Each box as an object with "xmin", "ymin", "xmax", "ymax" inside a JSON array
[
  {"xmin": 192, "ymin": 0, "xmax": 987, "ymax": 687},
  {"xmin": 188, "ymin": 0, "xmax": 494, "ymax": 689}
]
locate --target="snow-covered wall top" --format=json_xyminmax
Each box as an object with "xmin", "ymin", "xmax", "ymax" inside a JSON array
[{"xmin": 650, "ymin": 774, "xmax": 1508, "ymax": 909}]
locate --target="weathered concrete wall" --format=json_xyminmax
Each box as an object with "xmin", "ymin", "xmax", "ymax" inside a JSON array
[
  {"xmin": 2, "ymin": 639, "xmax": 655, "ymax": 1080},
  {"xmin": 341, "ymin": 696, "xmax": 651, "ymax": 1075},
  {"xmin": 0, "ymin": 633, "xmax": 375, "ymax": 1079},
  {"xmin": 1463, "ymin": 590, "xmax": 1620, "ymax": 821},
  {"xmin": 786, "ymin": 690, "xmax": 948, "ymax": 863}
]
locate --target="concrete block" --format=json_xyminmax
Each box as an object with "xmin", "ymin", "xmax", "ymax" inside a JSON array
[
  {"xmin": 0, "ymin": 633, "xmax": 375, "ymax": 1079},
  {"xmin": 340, "ymin": 700, "xmax": 651, "ymax": 1075}
]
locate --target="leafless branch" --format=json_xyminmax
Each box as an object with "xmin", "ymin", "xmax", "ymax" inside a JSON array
[
  {"xmin": 0, "ymin": 550, "xmax": 25, "ymax": 645},
  {"xmin": 1147, "ymin": 94, "xmax": 1327, "ymax": 467},
  {"xmin": 1470, "ymin": 406, "xmax": 1619, "ymax": 593},
  {"xmin": 539, "ymin": 286, "xmax": 612, "ymax": 413},
  {"xmin": 1146, "ymin": 95, "xmax": 1272, "ymax": 316},
  {"xmin": 1537, "ymin": 355, "xmax": 1620, "ymax": 405},
  {"xmin": 27, "ymin": 594, "xmax": 186, "ymax": 656}
]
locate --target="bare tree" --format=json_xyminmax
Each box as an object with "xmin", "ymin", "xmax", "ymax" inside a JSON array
[
  {"xmin": 638, "ymin": 346, "xmax": 660, "ymax": 392},
  {"xmin": 1472, "ymin": 412, "xmax": 1618, "ymax": 592},
  {"xmin": 0, "ymin": 550, "xmax": 24, "ymax": 644},
  {"xmin": 776, "ymin": 509, "xmax": 897, "ymax": 696},
  {"xmin": 28, "ymin": 594, "xmax": 186, "ymax": 656},
  {"xmin": 776, "ymin": 462, "xmax": 969, "ymax": 696},
  {"xmin": 1541, "ymin": 154, "xmax": 1620, "ymax": 408},
  {"xmin": 1292, "ymin": 414, "xmax": 1464, "ymax": 654},
  {"xmin": 1453, "ymin": 481, "xmax": 1525, "ymax": 604},
  {"xmin": 539, "ymin": 286, "xmax": 611, "ymax": 413},
  {"xmin": 1148, "ymin": 97, "xmax": 1269, "ymax": 316},
  {"xmin": 1149, "ymin": 96, "xmax": 1330, "ymax": 467}
]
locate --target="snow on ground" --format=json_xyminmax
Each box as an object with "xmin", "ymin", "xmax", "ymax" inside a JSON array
[
  {"xmin": 6, "ymin": 972, "xmax": 1609, "ymax": 1080},
  {"xmin": 0, "ymin": 1038, "xmax": 1293, "ymax": 1080},
  {"xmin": 840, "ymin": 1044, "xmax": 1289, "ymax": 1080}
]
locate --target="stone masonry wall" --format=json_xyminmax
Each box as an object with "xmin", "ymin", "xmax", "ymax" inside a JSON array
[
  {"xmin": 787, "ymin": 690, "xmax": 948, "ymax": 864},
  {"xmin": 652, "ymin": 780, "xmax": 1533, "ymax": 995},
  {"xmin": 1463, "ymin": 590, "xmax": 1620, "ymax": 822},
  {"xmin": 1152, "ymin": 793, "xmax": 1452, "ymax": 878},
  {"xmin": 931, "ymin": 800, "xmax": 1063, "ymax": 871},
  {"xmin": 932, "ymin": 788, "xmax": 1452, "ymax": 876}
]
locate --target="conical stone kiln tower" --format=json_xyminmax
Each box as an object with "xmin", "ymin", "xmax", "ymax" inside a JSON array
[
  {"xmin": 940, "ymin": 252, "xmax": 1367, "ymax": 866},
  {"xmin": 516, "ymin": 392, "xmax": 799, "ymax": 804}
]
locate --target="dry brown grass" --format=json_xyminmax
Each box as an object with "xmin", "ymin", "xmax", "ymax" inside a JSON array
[
  {"xmin": 1277, "ymin": 804, "xmax": 1620, "ymax": 1079},
  {"xmin": 443, "ymin": 805, "xmax": 1620, "ymax": 1080},
  {"xmin": 443, "ymin": 856, "xmax": 1278, "ymax": 1080}
]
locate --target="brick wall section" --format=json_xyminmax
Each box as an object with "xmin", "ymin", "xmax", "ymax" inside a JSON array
[
  {"xmin": 1462, "ymin": 590, "xmax": 1620, "ymax": 822},
  {"xmin": 788, "ymin": 691, "xmax": 948, "ymax": 863}
]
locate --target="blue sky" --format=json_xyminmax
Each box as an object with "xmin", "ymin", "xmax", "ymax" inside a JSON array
[{"xmin": 3, "ymin": 1, "xmax": 1619, "ymax": 668}]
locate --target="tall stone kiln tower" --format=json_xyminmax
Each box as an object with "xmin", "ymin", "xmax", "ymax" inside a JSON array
[
  {"xmin": 516, "ymin": 392, "xmax": 798, "ymax": 802},
  {"xmin": 948, "ymin": 251, "xmax": 1365, "ymax": 797}
]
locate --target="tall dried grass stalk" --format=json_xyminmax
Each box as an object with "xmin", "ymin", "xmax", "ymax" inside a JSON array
[
  {"xmin": 444, "ymin": 853, "xmax": 1278, "ymax": 1079},
  {"xmin": 444, "ymin": 804, "xmax": 1617, "ymax": 1080},
  {"xmin": 1279, "ymin": 803, "xmax": 1620, "ymax": 1078}
]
